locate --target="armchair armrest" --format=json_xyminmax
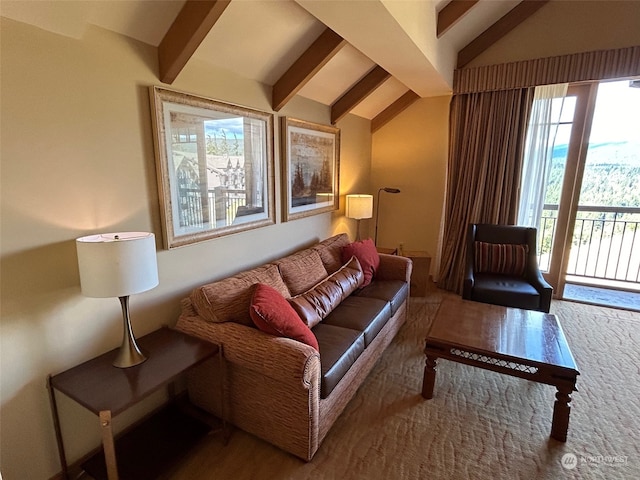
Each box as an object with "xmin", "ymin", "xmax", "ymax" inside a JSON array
[
  {"xmin": 376, "ymin": 253, "xmax": 412, "ymax": 283},
  {"xmin": 463, "ymin": 224, "xmax": 476, "ymax": 299},
  {"xmin": 176, "ymin": 306, "xmax": 320, "ymax": 389},
  {"xmin": 527, "ymin": 267, "xmax": 553, "ymax": 313}
]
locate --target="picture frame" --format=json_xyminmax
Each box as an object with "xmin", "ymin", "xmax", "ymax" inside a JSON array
[
  {"xmin": 281, "ymin": 117, "xmax": 340, "ymax": 221},
  {"xmin": 149, "ymin": 86, "xmax": 275, "ymax": 248}
]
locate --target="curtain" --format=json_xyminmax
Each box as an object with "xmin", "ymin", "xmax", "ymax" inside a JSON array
[
  {"xmin": 437, "ymin": 88, "xmax": 533, "ymax": 293},
  {"xmin": 517, "ymin": 83, "xmax": 568, "ymax": 228}
]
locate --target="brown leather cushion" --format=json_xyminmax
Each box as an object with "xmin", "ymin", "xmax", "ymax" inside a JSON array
[
  {"xmin": 322, "ymin": 296, "xmax": 391, "ymax": 347},
  {"xmin": 276, "ymin": 249, "xmax": 328, "ymax": 296},
  {"xmin": 191, "ymin": 264, "xmax": 290, "ymax": 326},
  {"xmin": 472, "ymin": 273, "xmax": 541, "ymax": 310},
  {"xmin": 289, "ymin": 257, "xmax": 364, "ymax": 328},
  {"xmin": 354, "ymin": 280, "xmax": 409, "ymax": 315},
  {"xmin": 312, "ymin": 323, "xmax": 364, "ymax": 399}
]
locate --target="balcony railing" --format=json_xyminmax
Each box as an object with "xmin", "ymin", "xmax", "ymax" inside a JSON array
[{"xmin": 539, "ymin": 204, "xmax": 640, "ymax": 285}]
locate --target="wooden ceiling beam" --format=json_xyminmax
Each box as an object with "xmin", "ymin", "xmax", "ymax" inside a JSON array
[
  {"xmin": 457, "ymin": 0, "xmax": 549, "ymax": 69},
  {"xmin": 158, "ymin": 0, "xmax": 231, "ymax": 84},
  {"xmin": 371, "ymin": 91, "xmax": 420, "ymax": 133},
  {"xmin": 331, "ymin": 66, "xmax": 391, "ymax": 125},
  {"xmin": 272, "ymin": 28, "xmax": 346, "ymax": 112},
  {"xmin": 437, "ymin": 0, "xmax": 479, "ymax": 37}
]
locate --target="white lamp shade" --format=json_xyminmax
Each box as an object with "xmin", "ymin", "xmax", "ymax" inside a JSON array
[
  {"xmin": 76, "ymin": 232, "xmax": 159, "ymax": 298},
  {"xmin": 346, "ymin": 194, "xmax": 373, "ymax": 220}
]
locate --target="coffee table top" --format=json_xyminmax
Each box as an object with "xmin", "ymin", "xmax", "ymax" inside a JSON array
[{"xmin": 426, "ymin": 298, "xmax": 578, "ymax": 373}]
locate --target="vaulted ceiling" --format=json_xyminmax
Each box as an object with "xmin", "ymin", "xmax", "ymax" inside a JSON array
[{"xmin": 1, "ymin": 0, "xmax": 549, "ymax": 130}]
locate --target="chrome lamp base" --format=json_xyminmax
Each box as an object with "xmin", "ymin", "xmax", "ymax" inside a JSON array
[{"xmin": 113, "ymin": 296, "xmax": 147, "ymax": 368}]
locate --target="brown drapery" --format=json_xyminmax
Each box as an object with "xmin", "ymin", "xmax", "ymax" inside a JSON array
[
  {"xmin": 437, "ymin": 88, "xmax": 533, "ymax": 293},
  {"xmin": 437, "ymin": 45, "xmax": 640, "ymax": 294}
]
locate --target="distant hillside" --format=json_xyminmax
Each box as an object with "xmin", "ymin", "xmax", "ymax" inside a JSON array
[
  {"xmin": 546, "ymin": 141, "xmax": 640, "ymax": 207},
  {"xmin": 552, "ymin": 141, "xmax": 640, "ymax": 166}
]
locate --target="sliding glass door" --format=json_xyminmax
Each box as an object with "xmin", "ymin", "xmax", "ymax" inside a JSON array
[{"xmin": 534, "ymin": 79, "xmax": 640, "ymax": 297}]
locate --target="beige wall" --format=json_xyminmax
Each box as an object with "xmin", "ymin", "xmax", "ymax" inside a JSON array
[
  {"xmin": 0, "ymin": 18, "xmax": 371, "ymax": 479},
  {"xmin": 371, "ymin": 96, "xmax": 451, "ymax": 269},
  {"xmin": 469, "ymin": 0, "xmax": 640, "ymax": 67}
]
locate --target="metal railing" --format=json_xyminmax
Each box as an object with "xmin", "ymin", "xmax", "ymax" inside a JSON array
[{"xmin": 538, "ymin": 204, "xmax": 640, "ymax": 285}]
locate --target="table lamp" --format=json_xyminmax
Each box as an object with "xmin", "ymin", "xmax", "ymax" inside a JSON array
[
  {"xmin": 346, "ymin": 194, "xmax": 373, "ymax": 241},
  {"xmin": 374, "ymin": 187, "xmax": 401, "ymax": 246},
  {"xmin": 76, "ymin": 232, "xmax": 159, "ymax": 368}
]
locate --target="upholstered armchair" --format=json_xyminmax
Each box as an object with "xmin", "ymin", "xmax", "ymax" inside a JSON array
[{"xmin": 463, "ymin": 223, "xmax": 553, "ymax": 313}]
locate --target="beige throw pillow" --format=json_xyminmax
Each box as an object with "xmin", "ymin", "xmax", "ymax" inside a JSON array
[
  {"xmin": 190, "ymin": 264, "xmax": 290, "ymax": 326},
  {"xmin": 276, "ymin": 249, "xmax": 328, "ymax": 296}
]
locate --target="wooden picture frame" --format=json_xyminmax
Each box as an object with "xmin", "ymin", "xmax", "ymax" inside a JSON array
[
  {"xmin": 149, "ymin": 86, "xmax": 275, "ymax": 248},
  {"xmin": 281, "ymin": 117, "xmax": 340, "ymax": 221}
]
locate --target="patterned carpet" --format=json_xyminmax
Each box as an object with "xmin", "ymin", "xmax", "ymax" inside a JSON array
[{"xmin": 168, "ymin": 290, "xmax": 640, "ymax": 480}]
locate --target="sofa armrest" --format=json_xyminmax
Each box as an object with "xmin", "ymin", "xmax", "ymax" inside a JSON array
[
  {"xmin": 176, "ymin": 309, "xmax": 320, "ymax": 388},
  {"xmin": 376, "ymin": 253, "xmax": 413, "ymax": 283}
]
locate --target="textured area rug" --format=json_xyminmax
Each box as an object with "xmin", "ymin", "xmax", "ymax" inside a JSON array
[{"xmin": 169, "ymin": 290, "xmax": 640, "ymax": 480}]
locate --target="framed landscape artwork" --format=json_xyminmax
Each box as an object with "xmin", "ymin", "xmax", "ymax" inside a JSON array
[
  {"xmin": 281, "ymin": 117, "xmax": 340, "ymax": 221},
  {"xmin": 149, "ymin": 86, "xmax": 275, "ymax": 248}
]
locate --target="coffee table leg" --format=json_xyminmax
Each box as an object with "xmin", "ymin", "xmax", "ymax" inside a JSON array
[
  {"xmin": 422, "ymin": 355, "xmax": 438, "ymax": 399},
  {"xmin": 551, "ymin": 385, "xmax": 573, "ymax": 442}
]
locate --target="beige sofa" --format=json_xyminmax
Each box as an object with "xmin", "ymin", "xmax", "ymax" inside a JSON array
[{"xmin": 175, "ymin": 233, "xmax": 412, "ymax": 460}]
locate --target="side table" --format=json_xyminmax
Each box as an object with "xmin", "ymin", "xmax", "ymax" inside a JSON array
[
  {"xmin": 47, "ymin": 327, "xmax": 223, "ymax": 480},
  {"xmin": 403, "ymin": 250, "xmax": 432, "ymax": 297}
]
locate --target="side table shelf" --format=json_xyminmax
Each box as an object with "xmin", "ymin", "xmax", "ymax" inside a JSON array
[{"xmin": 47, "ymin": 327, "xmax": 224, "ymax": 480}]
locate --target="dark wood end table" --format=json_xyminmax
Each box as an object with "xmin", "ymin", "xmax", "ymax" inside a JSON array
[
  {"xmin": 421, "ymin": 298, "xmax": 579, "ymax": 442},
  {"xmin": 48, "ymin": 327, "xmax": 223, "ymax": 480}
]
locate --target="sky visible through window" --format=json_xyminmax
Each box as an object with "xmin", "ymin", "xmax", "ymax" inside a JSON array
[
  {"xmin": 581, "ymin": 80, "xmax": 640, "ymax": 208},
  {"xmin": 545, "ymin": 79, "xmax": 640, "ymax": 208}
]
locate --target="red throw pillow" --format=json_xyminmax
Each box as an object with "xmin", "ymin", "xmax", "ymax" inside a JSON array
[
  {"xmin": 249, "ymin": 283, "xmax": 319, "ymax": 351},
  {"xmin": 341, "ymin": 238, "xmax": 380, "ymax": 287}
]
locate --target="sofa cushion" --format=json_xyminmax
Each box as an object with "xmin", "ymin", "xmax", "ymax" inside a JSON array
[
  {"xmin": 474, "ymin": 241, "xmax": 529, "ymax": 277},
  {"xmin": 312, "ymin": 233, "xmax": 351, "ymax": 274},
  {"xmin": 341, "ymin": 238, "xmax": 380, "ymax": 287},
  {"xmin": 322, "ymin": 296, "xmax": 391, "ymax": 347},
  {"xmin": 191, "ymin": 264, "xmax": 290, "ymax": 326},
  {"xmin": 289, "ymin": 257, "xmax": 364, "ymax": 329},
  {"xmin": 472, "ymin": 273, "xmax": 541, "ymax": 310},
  {"xmin": 276, "ymin": 249, "xmax": 328, "ymax": 296},
  {"xmin": 249, "ymin": 283, "xmax": 319, "ymax": 350},
  {"xmin": 354, "ymin": 280, "xmax": 409, "ymax": 315},
  {"xmin": 312, "ymin": 323, "xmax": 365, "ymax": 399}
]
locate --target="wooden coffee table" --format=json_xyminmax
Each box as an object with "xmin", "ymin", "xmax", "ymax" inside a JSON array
[{"xmin": 421, "ymin": 298, "xmax": 579, "ymax": 442}]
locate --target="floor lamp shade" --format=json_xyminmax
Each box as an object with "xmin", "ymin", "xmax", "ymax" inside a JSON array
[
  {"xmin": 346, "ymin": 194, "xmax": 373, "ymax": 220},
  {"xmin": 76, "ymin": 232, "xmax": 158, "ymax": 368},
  {"xmin": 76, "ymin": 232, "xmax": 159, "ymax": 298}
]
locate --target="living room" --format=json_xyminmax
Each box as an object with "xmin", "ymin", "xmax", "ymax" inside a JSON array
[{"xmin": 1, "ymin": 1, "xmax": 639, "ymax": 479}]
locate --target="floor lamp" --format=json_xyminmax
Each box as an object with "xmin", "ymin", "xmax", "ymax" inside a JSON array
[
  {"xmin": 346, "ymin": 194, "xmax": 373, "ymax": 241},
  {"xmin": 374, "ymin": 187, "xmax": 401, "ymax": 246}
]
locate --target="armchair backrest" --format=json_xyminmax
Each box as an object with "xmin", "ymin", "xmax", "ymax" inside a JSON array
[{"xmin": 467, "ymin": 224, "xmax": 540, "ymax": 279}]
